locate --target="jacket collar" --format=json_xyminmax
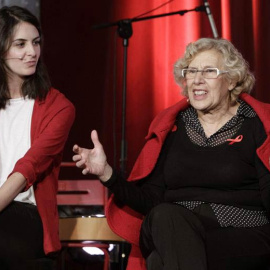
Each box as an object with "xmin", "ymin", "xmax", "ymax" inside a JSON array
[
  {"xmin": 240, "ymin": 93, "xmax": 270, "ymax": 133},
  {"xmin": 145, "ymin": 97, "xmax": 189, "ymax": 141},
  {"xmin": 146, "ymin": 93, "xmax": 270, "ymax": 140}
]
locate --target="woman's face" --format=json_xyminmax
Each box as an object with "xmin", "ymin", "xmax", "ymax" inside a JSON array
[
  {"xmin": 186, "ymin": 49, "xmax": 235, "ymax": 114},
  {"xmin": 4, "ymin": 21, "xmax": 41, "ymax": 81}
]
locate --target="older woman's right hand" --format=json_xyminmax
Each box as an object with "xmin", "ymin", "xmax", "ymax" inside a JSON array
[{"xmin": 72, "ymin": 130, "xmax": 113, "ymax": 182}]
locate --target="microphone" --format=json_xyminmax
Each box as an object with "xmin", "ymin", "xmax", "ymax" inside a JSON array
[
  {"xmin": 5, "ymin": 57, "xmax": 23, "ymax": 60},
  {"xmin": 203, "ymin": 0, "xmax": 219, "ymax": 38}
]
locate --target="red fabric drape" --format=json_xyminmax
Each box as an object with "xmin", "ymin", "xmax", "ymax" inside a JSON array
[
  {"xmin": 102, "ymin": 0, "xmax": 270, "ymax": 174},
  {"xmin": 40, "ymin": 0, "xmax": 270, "ymax": 172}
]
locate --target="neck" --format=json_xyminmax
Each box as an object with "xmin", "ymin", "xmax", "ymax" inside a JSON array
[
  {"xmin": 8, "ymin": 77, "xmax": 24, "ymax": 99},
  {"xmin": 197, "ymin": 101, "xmax": 240, "ymax": 137}
]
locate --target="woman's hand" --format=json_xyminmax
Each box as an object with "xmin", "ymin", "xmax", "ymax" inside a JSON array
[{"xmin": 72, "ymin": 130, "xmax": 112, "ymax": 182}]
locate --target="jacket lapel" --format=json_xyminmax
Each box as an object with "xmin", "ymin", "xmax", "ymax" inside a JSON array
[{"xmin": 128, "ymin": 98, "xmax": 189, "ymax": 180}]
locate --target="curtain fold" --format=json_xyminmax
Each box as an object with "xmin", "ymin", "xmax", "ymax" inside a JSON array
[{"xmin": 104, "ymin": 0, "xmax": 270, "ymax": 173}]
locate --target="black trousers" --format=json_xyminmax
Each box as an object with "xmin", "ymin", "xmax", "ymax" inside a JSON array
[
  {"xmin": 140, "ymin": 203, "xmax": 270, "ymax": 270},
  {"xmin": 0, "ymin": 201, "xmax": 46, "ymax": 270}
]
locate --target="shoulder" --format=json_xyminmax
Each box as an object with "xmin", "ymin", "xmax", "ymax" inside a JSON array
[
  {"xmin": 240, "ymin": 93, "xmax": 270, "ymax": 133},
  {"xmin": 33, "ymin": 88, "xmax": 75, "ymax": 124},
  {"xmin": 37, "ymin": 88, "xmax": 75, "ymax": 112},
  {"xmin": 46, "ymin": 88, "xmax": 74, "ymax": 105},
  {"xmin": 240, "ymin": 93, "xmax": 270, "ymax": 112},
  {"xmin": 247, "ymin": 116, "xmax": 267, "ymax": 147},
  {"xmin": 147, "ymin": 98, "xmax": 189, "ymax": 135}
]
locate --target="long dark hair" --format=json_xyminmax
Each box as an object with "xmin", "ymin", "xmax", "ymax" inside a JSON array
[{"xmin": 0, "ymin": 6, "xmax": 51, "ymax": 109}]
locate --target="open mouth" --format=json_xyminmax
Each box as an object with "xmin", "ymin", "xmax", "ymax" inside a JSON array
[{"xmin": 194, "ymin": 90, "xmax": 207, "ymax": 96}]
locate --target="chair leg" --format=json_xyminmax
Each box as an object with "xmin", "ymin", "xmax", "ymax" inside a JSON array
[
  {"xmin": 60, "ymin": 248, "xmax": 67, "ymax": 270},
  {"xmin": 100, "ymin": 248, "xmax": 110, "ymax": 270}
]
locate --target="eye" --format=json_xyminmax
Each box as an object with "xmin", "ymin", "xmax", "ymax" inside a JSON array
[
  {"xmin": 187, "ymin": 69, "xmax": 197, "ymax": 74},
  {"xmin": 15, "ymin": 42, "xmax": 25, "ymax": 48},
  {"xmin": 33, "ymin": 40, "xmax": 41, "ymax": 46},
  {"xmin": 205, "ymin": 68, "xmax": 216, "ymax": 73}
]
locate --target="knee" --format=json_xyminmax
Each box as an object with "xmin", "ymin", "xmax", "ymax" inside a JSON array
[
  {"xmin": 145, "ymin": 202, "xmax": 203, "ymax": 231},
  {"xmin": 146, "ymin": 203, "xmax": 182, "ymax": 225}
]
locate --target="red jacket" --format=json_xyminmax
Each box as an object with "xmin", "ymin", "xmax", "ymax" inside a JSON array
[
  {"xmin": 106, "ymin": 93, "xmax": 270, "ymax": 270},
  {"xmin": 11, "ymin": 88, "xmax": 75, "ymax": 255}
]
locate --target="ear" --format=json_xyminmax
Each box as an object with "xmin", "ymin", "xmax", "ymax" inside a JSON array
[{"xmin": 228, "ymin": 80, "xmax": 236, "ymax": 91}]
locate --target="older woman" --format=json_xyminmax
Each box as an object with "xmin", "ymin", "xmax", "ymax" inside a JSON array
[{"xmin": 73, "ymin": 38, "xmax": 270, "ymax": 270}]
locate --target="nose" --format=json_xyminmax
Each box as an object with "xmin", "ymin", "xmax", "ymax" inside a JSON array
[
  {"xmin": 26, "ymin": 44, "xmax": 37, "ymax": 57},
  {"xmin": 193, "ymin": 71, "xmax": 204, "ymax": 84}
]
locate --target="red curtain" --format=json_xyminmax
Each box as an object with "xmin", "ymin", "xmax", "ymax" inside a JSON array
[{"xmin": 101, "ymin": 0, "xmax": 270, "ymax": 174}]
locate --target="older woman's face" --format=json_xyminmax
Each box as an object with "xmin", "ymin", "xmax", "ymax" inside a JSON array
[{"xmin": 186, "ymin": 49, "xmax": 234, "ymax": 114}]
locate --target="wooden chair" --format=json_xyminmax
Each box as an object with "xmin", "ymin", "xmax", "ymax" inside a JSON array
[{"xmin": 57, "ymin": 162, "xmax": 124, "ymax": 270}]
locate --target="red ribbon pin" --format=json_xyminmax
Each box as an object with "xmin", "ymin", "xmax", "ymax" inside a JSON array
[
  {"xmin": 227, "ymin": 135, "xmax": 243, "ymax": 145},
  {"xmin": 171, "ymin": 125, "xmax": 177, "ymax": 132}
]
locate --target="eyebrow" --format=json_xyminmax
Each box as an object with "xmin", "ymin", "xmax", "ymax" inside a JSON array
[
  {"xmin": 188, "ymin": 65, "xmax": 215, "ymax": 69},
  {"xmin": 12, "ymin": 36, "xmax": 41, "ymax": 43}
]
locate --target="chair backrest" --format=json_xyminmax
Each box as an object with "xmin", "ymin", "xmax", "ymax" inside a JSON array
[
  {"xmin": 57, "ymin": 162, "xmax": 107, "ymax": 206},
  {"xmin": 57, "ymin": 162, "xmax": 124, "ymax": 243}
]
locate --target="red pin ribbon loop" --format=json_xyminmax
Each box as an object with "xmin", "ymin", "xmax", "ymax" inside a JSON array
[
  {"xmin": 227, "ymin": 135, "xmax": 243, "ymax": 145},
  {"xmin": 171, "ymin": 125, "xmax": 177, "ymax": 132}
]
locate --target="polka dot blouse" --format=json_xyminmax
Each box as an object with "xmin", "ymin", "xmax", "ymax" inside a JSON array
[{"xmin": 175, "ymin": 100, "xmax": 270, "ymax": 228}]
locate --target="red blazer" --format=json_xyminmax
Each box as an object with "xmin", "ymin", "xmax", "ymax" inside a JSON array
[
  {"xmin": 106, "ymin": 93, "xmax": 270, "ymax": 270},
  {"xmin": 11, "ymin": 88, "xmax": 75, "ymax": 255}
]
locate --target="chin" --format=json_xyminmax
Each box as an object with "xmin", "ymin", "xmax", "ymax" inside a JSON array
[
  {"xmin": 190, "ymin": 99, "xmax": 205, "ymax": 108},
  {"xmin": 23, "ymin": 70, "xmax": 36, "ymax": 76},
  {"xmin": 191, "ymin": 102, "xmax": 212, "ymax": 113}
]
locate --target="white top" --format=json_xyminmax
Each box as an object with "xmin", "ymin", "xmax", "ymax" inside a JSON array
[{"xmin": 0, "ymin": 97, "xmax": 36, "ymax": 205}]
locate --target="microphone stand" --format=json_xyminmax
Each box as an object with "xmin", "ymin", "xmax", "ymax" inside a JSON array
[
  {"xmin": 117, "ymin": 20, "xmax": 132, "ymax": 177},
  {"xmin": 93, "ymin": 6, "xmax": 206, "ymax": 30},
  {"xmin": 93, "ymin": 5, "xmax": 208, "ymax": 177}
]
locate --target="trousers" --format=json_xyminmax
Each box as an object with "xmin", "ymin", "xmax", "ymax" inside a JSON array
[
  {"xmin": 139, "ymin": 203, "xmax": 270, "ymax": 270},
  {"xmin": 0, "ymin": 201, "xmax": 45, "ymax": 270}
]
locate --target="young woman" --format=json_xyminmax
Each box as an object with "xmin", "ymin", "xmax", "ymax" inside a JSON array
[{"xmin": 0, "ymin": 6, "xmax": 75, "ymax": 269}]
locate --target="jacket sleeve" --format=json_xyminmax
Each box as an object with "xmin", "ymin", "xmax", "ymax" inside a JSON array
[
  {"xmin": 103, "ymin": 132, "xmax": 176, "ymax": 215},
  {"xmin": 11, "ymin": 90, "xmax": 75, "ymax": 190}
]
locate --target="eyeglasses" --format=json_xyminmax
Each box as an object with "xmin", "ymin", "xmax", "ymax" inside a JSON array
[{"xmin": 181, "ymin": 68, "xmax": 228, "ymax": 79}]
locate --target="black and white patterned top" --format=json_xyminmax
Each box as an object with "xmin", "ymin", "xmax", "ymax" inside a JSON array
[
  {"xmin": 175, "ymin": 101, "xmax": 270, "ymax": 228},
  {"xmin": 181, "ymin": 100, "xmax": 256, "ymax": 147}
]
